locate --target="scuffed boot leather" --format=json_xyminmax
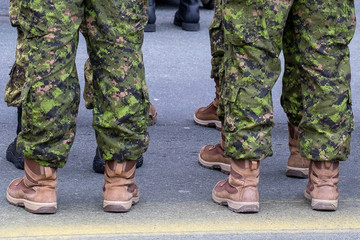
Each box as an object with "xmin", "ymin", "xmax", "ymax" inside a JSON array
[
  {"xmin": 103, "ymin": 160, "xmax": 139, "ymax": 212},
  {"xmin": 7, "ymin": 158, "xmax": 57, "ymax": 214},
  {"xmin": 212, "ymin": 158, "xmax": 260, "ymax": 213}
]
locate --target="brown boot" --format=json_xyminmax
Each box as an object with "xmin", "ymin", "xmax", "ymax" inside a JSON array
[
  {"xmin": 212, "ymin": 159, "xmax": 260, "ymax": 213},
  {"xmin": 198, "ymin": 132, "xmax": 230, "ymax": 174},
  {"xmin": 286, "ymin": 122, "xmax": 310, "ymax": 178},
  {"xmin": 194, "ymin": 78, "xmax": 221, "ymax": 130},
  {"xmin": 304, "ymin": 161, "xmax": 339, "ymax": 211},
  {"xmin": 6, "ymin": 158, "xmax": 57, "ymax": 214},
  {"xmin": 103, "ymin": 160, "xmax": 139, "ymax": 212},
  {"xmin": 149, "ymin": 103, "xmax": 157, "ymax": 126}
]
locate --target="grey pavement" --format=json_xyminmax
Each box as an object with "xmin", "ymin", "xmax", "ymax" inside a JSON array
[{"xmin": 0, "ymin": 2, "xmax": 360, "ymax": 239}]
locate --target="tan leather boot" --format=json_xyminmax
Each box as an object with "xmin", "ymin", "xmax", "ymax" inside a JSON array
[
  {"xmin": 304, "ymin": 161, "xmax": 339, "ymax": 211},
  {"xmin": 212, "ymin": 159, "xmax": 260, "ymax": 213},
  {"xmin": 6, "ymin": 158, "xmax": 57, "ymax": 214},
  {"xmin": 193, "ymin": 78, "xmax": 221, "ymax": 130},
  {"xmin": 103, "ymin": 160, "xmax": 139, "ymax": 212},
  {"xmin": 149, "ymin": 103, "xmax": 157, "ymax": 126},
  {"xmin": 198, "ymin": 132, "xmax": 230, "ymax": 174},
  {"xmin": 286, "ymin": 122, "xmax": 310, "ymax": 178}
]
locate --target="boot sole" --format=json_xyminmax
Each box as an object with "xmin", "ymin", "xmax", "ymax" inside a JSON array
[
  {"xmin": 144, "ymin": 23, "xmax": 156, "ymax": 32},
  {"xmin": 198, "ymin": 153, "xmax": 230, "ymax": 174},
  {"xmin": 193, "ymin": 114, "xmax": 222, "ymax": 130},
  {"xmin": 286, "ymin": 166, "xmax": 309, "ymax": 178},
  {"xmin": 103, "ymin": 196, "xmax": 139, "ymax": 213},
  {"xmin": 212, "ymin": 191, "xmax": 259, "ymax": 213},
  {"xmin": 6, "ymin": 191, "xmax": 57, "ymax": 214},
  {"xmin": 304, "ymin": 191, "xmax": 338, "ymax": 211},
  {"xmin": 173, "ymin": 18, "xmax": 200, "ymax": 31}
]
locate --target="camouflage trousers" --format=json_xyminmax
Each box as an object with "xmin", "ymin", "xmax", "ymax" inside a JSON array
[
  {"xmin": 5, "ymin": 0, "xmax": 99, "ymax": 109},
  {"xmin": 14, "ymin": 0, "xmax": 149, "ymax": 168},
  {"xmin": 218, "ymin": 0, "xmax": 356, "ymax": 162}
]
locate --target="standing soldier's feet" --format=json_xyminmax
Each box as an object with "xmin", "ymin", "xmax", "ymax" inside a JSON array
[
  {"xmin": 304, "ymin": 161, "xmax": 339, "ymax": 211},
  {"xmin": 103, "ymin": 160, "xmax": 139, "ymax": 212},
  {"xmin": 6, "ymin": 158, "xmax": 57, "ymax": 214},
  {"xmin": 212, "ymin": 159, "xmax": 260, "ymax": 213},
  {"xmin": 286, "ymin": 122, "xmax": 310, "ymax": 178},
  {"xmin": 198, "ymin": 139, "xmax": 230, "ymax": 174},
  {"xmin": 194, "ymin": 78, "xmax": 221, "ymax": 129}
]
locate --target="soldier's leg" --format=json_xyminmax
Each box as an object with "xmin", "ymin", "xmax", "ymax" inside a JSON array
[
  {"xmin": 7, "ymin": 0, "xmax": 83, "ymax": 214},
  {"xmin": 212, "ymin": 0, "xmax": 293, "ymax": 213},
  {"xmin": 5, "ymin": 0, "xmax": 29, "ymax": 169},
  {"xmin": 79, "ymin": 25, "xmax": 150, "ymax": 173},
  {"xmin": 194, "ymin": 0, "xmax": 224, "ymax": 130},
  {"xmin": 292, "ymin": 0, "xmax": 356, "ymax": 210},
  {"xmin": 197, "ymin": 0, "xmax": 232, "ymax": 173},
  {"xmin": 281, "ymin": 8, "xmax": 309, "ymax": 178},
  {"xmin": 84, "ymin": 0, "xmax": 149, "ymax": 212}
]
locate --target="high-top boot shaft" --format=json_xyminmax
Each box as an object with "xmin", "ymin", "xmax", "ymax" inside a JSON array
[
  {"xmin": 103, "ymin": 160, "xmax": 139, "ymax": 212},
  {"xmin": 305, "ymin": 161, "xmax": 339, "ymax": 210},
  {"xmin": 174, "ymin": 0, "xmax": 200, "ymax": 31},
  {"xmin": 227, "ymin": 159, "xmax": 259, "ymax": 203},
  {"xmin": 212, "ymin": 159, "xmax": 260, "ymax": 213},
  {"xmin": 16, "ymin": 106, "xmax": 22, "ymax": 134},
  {"xmin": 148, "ymin": 0, "xmax": 156, "ymax": 24},
  {"xmin": 145, "ymin": 0, "xmax": 156, "ymax": 32},
  {"xmin": 194, "ymin": 78, "xmax": 221, "ymax": 129},
  {"xmin": 7, "ymin": 158, "xmax": 57, "ymax": 214},
  {"xmin": 286, "ymin": 122, "xmax": 310, "ymax": 178}
]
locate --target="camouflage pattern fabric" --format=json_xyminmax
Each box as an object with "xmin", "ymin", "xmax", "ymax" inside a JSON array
[
  {"xmin": 4, "ymin": 0, "xmax": 27, "ymax": 107},
  {"xmin": 220, "ymin": 0, "xmax": 356, "ymax": 162},
  {"xmin": 5, "ymin": 0, "xmax": 95, "ymax": 109},
  {"xmin": 209, "ymin": 0, "xmax": 226, "ymax": 120},
  {"xmin": 16, "ymin": 0, "xmax": 149, "ymax": 168}
]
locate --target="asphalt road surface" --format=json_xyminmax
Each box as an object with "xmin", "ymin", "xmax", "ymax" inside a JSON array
[{"xmin": 0, "ymin": 2, "xmax": 359, "ymax": 239}]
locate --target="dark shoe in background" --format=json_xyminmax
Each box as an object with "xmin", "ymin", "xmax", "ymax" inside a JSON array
[
  {"xmin": 6, "ymin": 137, "xmax": 24, "ymax": 170},
  {"xmin": 174, "ymin": 0, "xmax": 200, "ymax": 31},
  {"xmin": 145, "ymin": 0, "xmax": 156, "ymax": 32}
]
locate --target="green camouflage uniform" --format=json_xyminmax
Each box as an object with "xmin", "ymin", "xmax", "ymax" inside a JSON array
[
  {"xmin": 209, "ymin": 0, "xmax": 225, "ymax": 119},
  {"xmin": 4, "ymin": 0, "xmax": 27, "ymax": 107},
  {"xmin": 219, "ymin": 0, "xmax": 356, "ymax": 162},
  {"xmin": 14, "ymin": 0, "xmax": 149, "ymax": 168},
  {"xmin": 5, "ymin": 0, "xmax": 96, "ymax": 109}
]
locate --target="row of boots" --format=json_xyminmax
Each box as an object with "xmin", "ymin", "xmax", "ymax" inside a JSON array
[
  {"xmin": 145, "ymin": 0, "xmax": 201, "ymax": 32},
  {"xmin": 194, "ymin": 78, "xmax": 340, "ymax": 212},
  {"xmin": 6, "ymin": 104, "xmax": 158, "ymax": 214},
  {"xmin": 7, "ymin": 158, "xmax": 139, "ymax": 213}
]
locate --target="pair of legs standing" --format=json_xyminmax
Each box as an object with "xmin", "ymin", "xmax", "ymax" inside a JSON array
[
  {"xmin": 195, "ymin": 0, "xmax": 356, "ymax": 212},
  {"xmin": 6, "ymin": 0, "xmax": 150, "ymax": 214}
]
